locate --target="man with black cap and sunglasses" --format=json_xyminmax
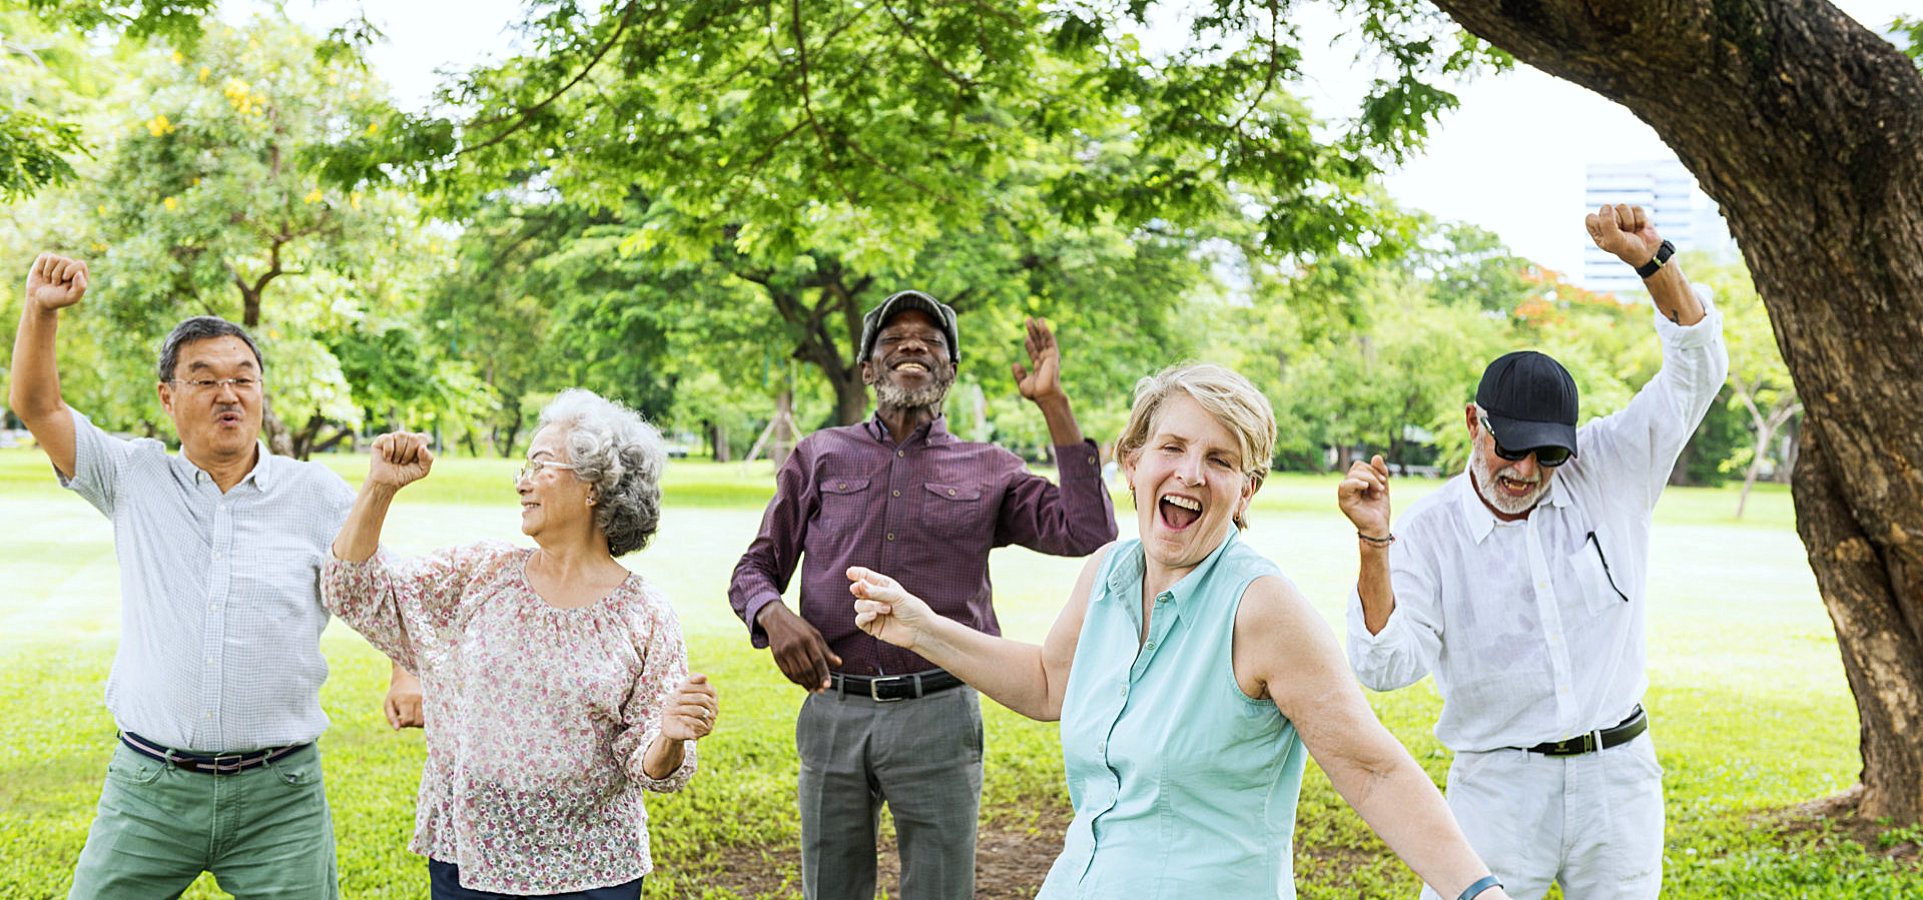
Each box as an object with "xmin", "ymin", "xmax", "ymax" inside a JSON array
[
  {"xmin": 1336, "ymin": 205, "xmax": 1728, "ymax": 900},
  {"xmin": 729, "ymin": 291, "xmax": 1116, "ymax": 900}
]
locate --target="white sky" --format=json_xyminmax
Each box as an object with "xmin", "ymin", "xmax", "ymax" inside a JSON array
[{"xmin": 260, "ymin": 1, "xmax": 1914, "ymax": 277}]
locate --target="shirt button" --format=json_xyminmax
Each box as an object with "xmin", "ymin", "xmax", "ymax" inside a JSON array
[
  {"xmin": 204, "ymin": 711, "xmax": 213, "ymax": 718},
  {"xmin": 887, "ymin": 533, "xmax": 896, "ymax": 541},
  {"xmin": 207, "ymin": 604, "xmax": 217, "ymax": 611},
  {"xmin": 947, "ymin": 488, "xmax": 957, "ymax": 497},
  {"xmin": 1097, "ymin": 741, "xmax": 1106, "ymax": 753},
  {"xmin": 206, "ymin": 657, "xmax": 214, "ymax": 664},
  {"xmin": 1145, "ymin": 641, "xmax": 1155, "ymax": 650},
  {"xmin": 897, "ymin": 450, "xmax": 905, "ymax": 458},
  {"xmin": 892, "ymin": 490, "xmax": 900, "ymax": 498},
  {"xmin": 213, "ymin": 552, "xmax": 224, "ymax": 561},
  {"xmin": 1087, "ymin": 455, "xmax": 1097, "ymax": 465},
  {"xmin": 837, "ymin": 482, "xmax": 847, "ymax": 490}
]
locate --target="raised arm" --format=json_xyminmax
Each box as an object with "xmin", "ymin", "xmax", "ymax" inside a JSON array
[
  {"xmin": 1012, "ymin": 316, "xmax": 1084, "ymax": 446},
  {"xmin": 848, "ymin": 547, "xmax": 1107, "ymax": 721},
  {"xmin": 9, "ymin": 253, "xmax": 90, "ymax": 478},
  {"xmin": 1339, "ymin": 454, "xmax": 1396, "ymax": 635},
  {"xmin": 1236, "ymin": 577, "xmax": 1511, "ymax": 900},
  {"xmin": 1586, "ymin": 203, "xmax": 1703, "ymax": 326},
  {"xmin": 332, "ymin": 431, "xmax": 434, "ymax": 562}
]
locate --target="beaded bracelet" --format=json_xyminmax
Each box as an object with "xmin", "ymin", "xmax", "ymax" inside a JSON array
[{"xmin": 1356, "ymin": 531, "xmax": 1395, "ymax": 546}]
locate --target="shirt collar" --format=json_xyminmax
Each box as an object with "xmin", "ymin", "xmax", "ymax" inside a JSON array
[
  {"xmin": 863, "ymin": 412, "xmax": 952, "ymax": 447},
  {"xmin": 179, "ymin": 442, "xmax": 272, "ymax": 491},
  {"xmin": 1454, "ymin": 470, "xmax": 1567, "ymax": 544},
  {"xmin": 1103, "ymin": 528, "xmax": 1242, "ymax": 608}
]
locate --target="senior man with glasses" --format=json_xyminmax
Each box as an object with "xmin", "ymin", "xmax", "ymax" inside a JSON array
[
  {"xmin": 7, "ymin": 252, "xmax": 386, "ymax": 898},
  {"xmin": 1335, "ymin": 205, "xmax": 1729, "ymax": 900}
]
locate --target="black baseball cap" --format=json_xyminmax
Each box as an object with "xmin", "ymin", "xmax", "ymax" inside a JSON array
[
  {"xmin": 1475, "ymin": 350, "xmax": 1579, "ymax": 457},
  {"xmin": 858, "ymin": 290, "xmax": 959, "ymax": 363}
]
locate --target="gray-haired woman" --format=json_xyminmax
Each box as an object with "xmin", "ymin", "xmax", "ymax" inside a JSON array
[{"xmin": 324, "ymin": 389, "xmax": 717, "ymax": 899}]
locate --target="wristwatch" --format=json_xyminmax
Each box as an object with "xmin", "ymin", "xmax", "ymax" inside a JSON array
[{"xmin": 1634, "ymin": 240, "xmax": 1675, "ymax": 279}]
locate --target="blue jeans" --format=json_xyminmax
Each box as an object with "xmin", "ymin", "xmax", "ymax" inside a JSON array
[{"xmin": 427, "ymin": 861, "xmax": 644, "ymax": 899}]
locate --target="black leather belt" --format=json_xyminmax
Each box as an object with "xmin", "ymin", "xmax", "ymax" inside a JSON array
[
  {"xmin": 120, "ymin": 731, "xmax": 309, "ymax": 775},
  {"xmin": 1522, "ymin": 706, "xmax": 1648, "ymax": 756},
  {"xmin": 829, "ymin": 669, "xmax": 963, "ymax": 702}
]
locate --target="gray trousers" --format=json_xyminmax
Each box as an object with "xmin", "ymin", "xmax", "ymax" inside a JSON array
[{"xmin": 796, "ymin": 685, "xmax": 983, "ymax": 900}]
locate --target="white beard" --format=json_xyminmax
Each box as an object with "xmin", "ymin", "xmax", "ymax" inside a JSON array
[
  {"xmin": 1470, "ymin": 446, "xmax": 1549, "ymax": 516},
  {"xmin": 872, "ymin": 369, "xmax": 954, "ymax": 411}
]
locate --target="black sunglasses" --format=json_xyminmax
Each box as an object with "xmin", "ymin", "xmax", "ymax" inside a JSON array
[{"xmin": 1479, "ymin": 414, "xmax": 1572, "ymax": 467}]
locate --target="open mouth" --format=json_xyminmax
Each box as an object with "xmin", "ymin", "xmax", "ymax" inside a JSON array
[
  {"xmin": 892, "ymin": 361, "xmax": 929, "ymax": 374},
  {"xmin": 215, "ymin": 410, "xmax": 243, "ymax": 426},
  {"xmin": 1158, "ymin": 494, "xmax": 1202, "ymax": 530},
  {"xmin": 1496, "ymin": 474, "xmax": 1538, "ymax": 496}
]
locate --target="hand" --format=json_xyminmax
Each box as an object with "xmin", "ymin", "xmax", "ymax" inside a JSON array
[
  {"xmin": 368, "ymin": 431, "xmax": 434, "ymax": 491},
  {"xmin": 25, "ymin": 253, "xmax": 88, "ymax": 312},
  {"xmin": 848, "ymin": 566, "xmax": 936, "ymax": 652},
  {"xmin": 657, "ymin": 673, "xmax": 718, "ymax": 742},
  {"xmin": 1584, "ymin": 203, "xmax": 1662, "ymax": 267},
  {"xmin": 384, "ymin": 668, "xmax": 424, "ymax": 730},
  {"xmin": 1337, "ymin": 454, "xmax": 1392, "ymax": 539},
  {"xmin": 1011, "ymin": 317, "xmax": 1065, "ymax": 405},
  {"xmin": 757, "ymin": 602, "xmax": 842, "ymax": 692}
]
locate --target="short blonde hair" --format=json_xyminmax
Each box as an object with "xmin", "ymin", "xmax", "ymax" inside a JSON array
[{"xmin": 1114, "ymin": 364, "xmax": 1276, "ymax": 529}]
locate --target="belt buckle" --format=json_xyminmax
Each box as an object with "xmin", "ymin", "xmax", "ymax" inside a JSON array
[
  {"xmin": 210, "ymin": 752, "xmax": 246, "ymax": 773},
  {"xmin": 1579, "ymin": 731, "xmax": 1599, "ymax": 754},
  {"xmin": 869, "ymin": 675, "xmax": 909, "ymax": 702}
]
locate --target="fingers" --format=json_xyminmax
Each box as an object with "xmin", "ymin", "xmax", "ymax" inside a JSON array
[
  {"xmin": 1370, "ymin": 453, "xmax": 1390, "ymax": 480},
  {"xmin": 375, "ymin": 431, "xmax": 434, "ymax": 465},
  {"xmin": 383, "ymin": 696, "xmax": 401, "ymax": 730}
]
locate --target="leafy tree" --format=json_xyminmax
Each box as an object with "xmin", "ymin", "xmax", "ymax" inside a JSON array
[
  {"xmin": 1685, "ymin": 252, "xmax": 1800, "ymax": 515},
  {"xmin": 84, "ymin": 15, "xmax": 442, "ymax": 456}
]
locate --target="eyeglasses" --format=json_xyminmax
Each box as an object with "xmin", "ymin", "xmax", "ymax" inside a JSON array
[
  {"xmin": 1479, "ymin": 414, "xmax": 1572, "ymax": 467},
  {"xmin": 514, "ymin": 458, "xmax": 577, "ymax": 484},
  {"xmin": 169, "ymin": 377, "xmax": 262, "ymax": 393}
]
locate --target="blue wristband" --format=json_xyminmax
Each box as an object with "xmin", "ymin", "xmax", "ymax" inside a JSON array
[{"xmin": 1456, "ymin": 875, "xmax": 1501, "ymax": 900}]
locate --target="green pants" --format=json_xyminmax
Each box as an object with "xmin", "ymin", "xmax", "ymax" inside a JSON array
[{"xmin": 67, "ymin": 742, "xmax": 339, "ymax": 900}]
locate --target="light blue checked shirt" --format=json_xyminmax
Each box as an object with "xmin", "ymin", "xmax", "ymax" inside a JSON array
[{"xmin": 59, "ymin": 409, "xmax": 355, "ymax": 752}]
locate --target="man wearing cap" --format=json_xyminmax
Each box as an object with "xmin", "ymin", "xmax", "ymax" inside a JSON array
[
  {"xmin": 1336, "ymin": 205, "xmax": 1728, "ymax": 900},
  {"xmin": 730, "ymin": 291, "xmax": 1116, "ymax": 900}
]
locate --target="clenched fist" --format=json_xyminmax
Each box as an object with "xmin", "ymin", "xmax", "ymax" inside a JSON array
[{"xmin": 25, "ymin": 253, "xmax": 88, "ymax": 312}]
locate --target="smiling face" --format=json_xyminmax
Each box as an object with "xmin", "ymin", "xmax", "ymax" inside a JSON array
[
  {"xmin": 860, "ymin": 309, "xmax": 957, "ymax": 412},
  {"xmin": 1124, "ymin": 391, "xmax": 1256, "ymax": 576},
  {"xmin": 1466, "ymin": 405, "xmax": 1555, "ymax": 519},
  {"xmin": 156, "ymin": 336, "xmax": 264, "ymax": 465},
  {"xmin": 516, "ymin": 425, "xmax": 594, "ymax": 543}
]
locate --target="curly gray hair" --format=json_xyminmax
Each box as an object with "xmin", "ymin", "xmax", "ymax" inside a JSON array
[{"xmin": 536, "ymin": 389, "xmax": 666, "ymax": 557}]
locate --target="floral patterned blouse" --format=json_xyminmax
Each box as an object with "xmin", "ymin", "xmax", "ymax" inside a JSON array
[{"xmin": 323, "ymin": 540, "xmax": 696, "ymax": 894}]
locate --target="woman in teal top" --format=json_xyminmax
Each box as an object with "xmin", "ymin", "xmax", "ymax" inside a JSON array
[{"xmin": 849, "ymin": 364, "xmax": 1513, "ymax": 900}]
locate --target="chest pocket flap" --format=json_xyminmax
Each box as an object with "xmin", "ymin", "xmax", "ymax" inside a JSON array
[
  {"xmin": 822, "ymin": 476, "xmax": 871, "ymax": 496},
  {"xmin": 922, "ymin": 482, "xmax": 988, "ymax": 539}
]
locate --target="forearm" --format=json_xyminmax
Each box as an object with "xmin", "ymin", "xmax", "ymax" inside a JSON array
[
  {"xmin": 1331, "ymin": 744, "xmax": 1493, "ymax": 899},
  {"xmin": 1642, "ymin": 259, "xmax": 1702, "ymax": 326},
  {"xmin": 332, "ymin": 484, "xmax": 398, "ymax": 561},
  {"xmin": 1357, "ymin": 543, "xmax": 1396, "ymax": 635},
  {"xmin": 906, "ymin": 616, "xmax": 1062, "ymax": 720},
  {"xmin": 1034, "ymin": 395, "xmax": 1084, "ymax": 447},
  {"xmin": 8, "ymin": 305, "xmax": 64, "ymax": 419},
  {"xmin": 642, "ymin": 732, "xmax": 688, "ymax": 780}
]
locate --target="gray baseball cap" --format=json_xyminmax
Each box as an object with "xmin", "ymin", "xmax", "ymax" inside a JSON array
[{"xmin": 858, "ymin": 290, "xmax": 959, "ymax": 363}]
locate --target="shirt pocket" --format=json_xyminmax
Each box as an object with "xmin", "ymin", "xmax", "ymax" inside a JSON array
[
  {"xmin": 1566, "ymin": 539, "xmax": 1628, "ymax": 619},
  {"xmin": 818, "ymin": 476, "xmax": 872, "ymax": 518},
  {"xmin": 921, "ymin": 482, "xmax": 988, "ymax": 540}
]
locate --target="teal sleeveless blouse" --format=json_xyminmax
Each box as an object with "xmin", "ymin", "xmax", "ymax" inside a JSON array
[{"xmin": 1039, "ymin": 530, "xmax": 1308, "ymax": 899}]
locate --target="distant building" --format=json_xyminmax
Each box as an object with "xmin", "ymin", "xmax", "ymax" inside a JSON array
[{"xmin": 1581, "ymin": 159, "xmax": 1731, "ymax": 295}]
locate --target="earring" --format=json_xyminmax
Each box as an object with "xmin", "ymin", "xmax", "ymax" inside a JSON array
[{"xmin": 586, "ymin": 494, "xmax": 597, "ymax": 507}]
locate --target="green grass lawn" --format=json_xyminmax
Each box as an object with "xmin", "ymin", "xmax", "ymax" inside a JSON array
[{"xmin": 0, "ymin": 448, "xmax": 1911, "ymax": 898}]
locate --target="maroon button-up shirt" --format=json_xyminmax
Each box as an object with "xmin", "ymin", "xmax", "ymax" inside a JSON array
[{"xmin": 729, "ymin": 413, "xmax": 1118, "ymax": 676}]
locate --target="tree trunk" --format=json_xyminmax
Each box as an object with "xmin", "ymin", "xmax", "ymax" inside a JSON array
[
  {"xmin": 707, "ymin": 419, "xmax": 732, "ymax": 462},
  {"xmin": 1432, "ymin": 0, "xmax": 1923, "ymax": 823},
  {"xmin": 831, "ymin": 370, "xmax": 869, "ymax": 427}
]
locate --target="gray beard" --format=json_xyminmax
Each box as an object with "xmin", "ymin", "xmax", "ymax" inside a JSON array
[
  {"xmin": 872, "ymin": 374, "xmax": 953, "ymax": 411},
  {"xmin": 1469, "ymin": 446, "xmax": 1549, "ymax": 517}
]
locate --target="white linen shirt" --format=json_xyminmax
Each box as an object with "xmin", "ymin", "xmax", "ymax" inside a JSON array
[
  {"xmin": 58, "ymin": 408, "xmax": 354, "ymax": 752},
  {"xmin": 1348, "ymin": 285, "xmax": 1728, "ymax": 753}
]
